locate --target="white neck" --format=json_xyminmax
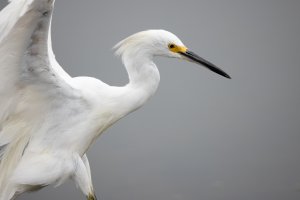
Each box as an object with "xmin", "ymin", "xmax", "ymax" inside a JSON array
[{"xmin": 121, "ymin": 51, "xmax": 160, "ymax": 114}]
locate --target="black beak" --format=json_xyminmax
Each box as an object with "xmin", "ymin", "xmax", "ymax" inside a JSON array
[{"xmin": 180, "ymin": 50, "xmax": 231, "ymax": 79}]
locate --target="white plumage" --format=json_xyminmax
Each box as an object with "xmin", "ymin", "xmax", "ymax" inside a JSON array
[{"xmin": 0, "ymin": 0, "xmax": 230, "ymax": 199}]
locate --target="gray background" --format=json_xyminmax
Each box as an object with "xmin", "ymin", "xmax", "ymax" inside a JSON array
[{"xmin": 1, "ymin": 0, "xmax": 300, "ymax": 200}]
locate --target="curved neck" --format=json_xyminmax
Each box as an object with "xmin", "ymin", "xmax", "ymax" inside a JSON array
[{"xmin": 121, "ymin": 52, "xmax": 160, "ymax": 113}]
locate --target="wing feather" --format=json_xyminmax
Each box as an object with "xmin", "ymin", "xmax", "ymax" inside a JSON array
[
  {"xmin": 0, "ymin": 0, "xmax": 82, "ymax": 195},
  {"xmin": 0, "ymin": 0, "xmax": 77, "ymax": 143}
]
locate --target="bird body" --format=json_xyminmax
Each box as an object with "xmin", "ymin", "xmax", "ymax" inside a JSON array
[{"xmin": 0, "ymin": 0, "xmax": 230, "ymax": 199}]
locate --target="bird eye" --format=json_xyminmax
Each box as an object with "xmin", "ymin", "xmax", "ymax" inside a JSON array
[{"xmin": 168, "ymin": 44, "xmax": 176, "ymax": 49}]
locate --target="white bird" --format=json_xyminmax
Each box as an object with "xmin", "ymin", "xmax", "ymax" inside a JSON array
[{"xmin": 0, "ymin": 0, "xmax": 230, "ymax": 199}]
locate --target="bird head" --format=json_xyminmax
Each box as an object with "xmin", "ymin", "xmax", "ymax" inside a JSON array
[{"xmin": 114, "ymin": 30, "xmax": 231, "ymax": 79}]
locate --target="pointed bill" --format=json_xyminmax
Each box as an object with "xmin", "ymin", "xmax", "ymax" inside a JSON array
[{"xmin": 180, "ymin": 50, "xmax": 231, "ymax": 79}]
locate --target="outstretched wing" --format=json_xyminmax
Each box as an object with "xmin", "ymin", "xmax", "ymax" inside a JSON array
[
  {"xmin": 0, "ymin": 0, "xmax": 89, "ymax": 183},
  {"xmin": 0, "ymin": 0, "xmax": 85, "ymax": 195},
  {"xmin": 0, "ymin": 0, "xmax": 78, "ymax": 145}
]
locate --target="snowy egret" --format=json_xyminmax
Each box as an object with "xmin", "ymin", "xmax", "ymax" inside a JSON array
[{"xmin": 0, "ymin": 0, "xmax": 230, "ymax": 199}]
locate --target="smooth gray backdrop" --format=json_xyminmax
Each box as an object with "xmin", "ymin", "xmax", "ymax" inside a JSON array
[{"xmin": 1, "ymin": 0, "xmax": 300, "ymax": 200}]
